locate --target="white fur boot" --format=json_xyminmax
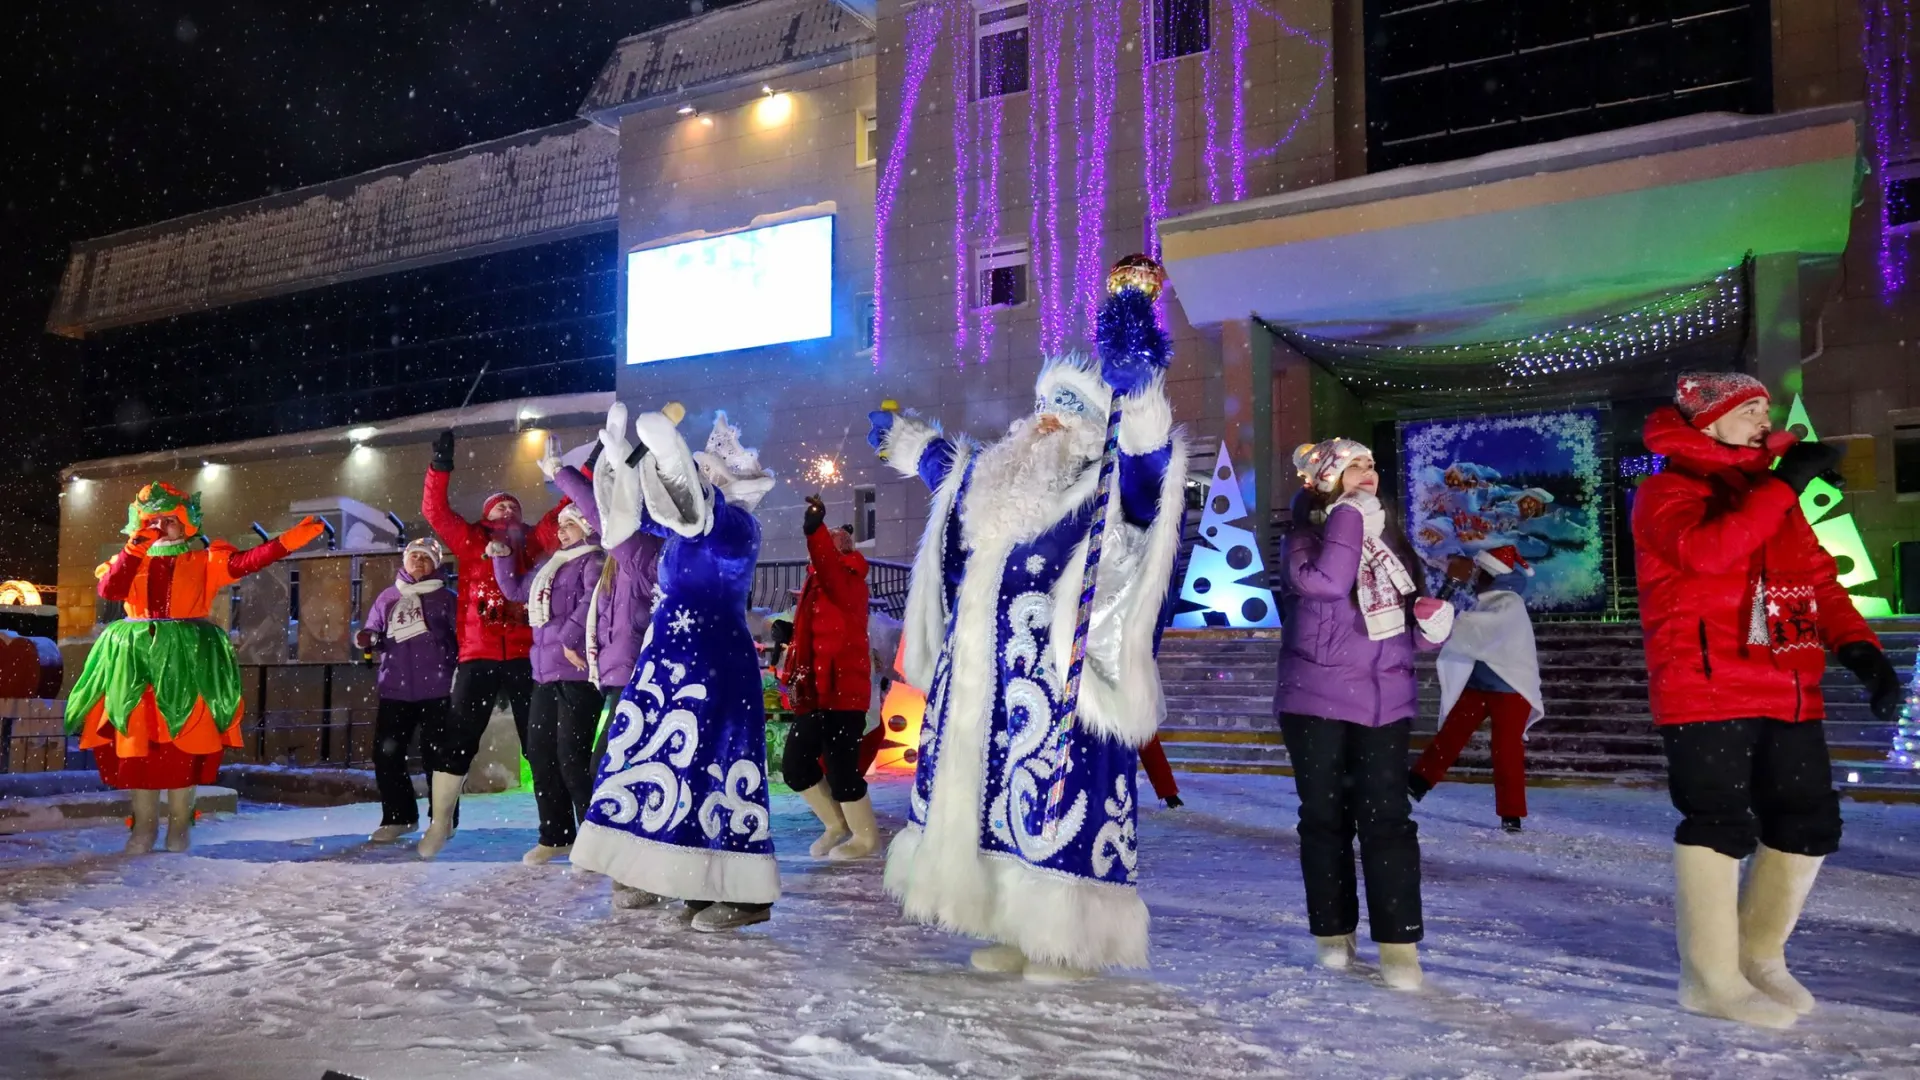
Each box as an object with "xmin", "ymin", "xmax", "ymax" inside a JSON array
[
  {"xmin": 1314, "ymin": 933, "xmax": 1357, "ymax": 971},
  {"xmin": 1739, "ymin": 845, "xmax": 1823, "ymax": 1014},
  {"xmin": 1673, "ymin": 844, "xmax": 1798, "ymax": 1028},
  {"xmin": 970, "ymin": 944, "xmax": 1027, "ymax": 974},
  {"xmin": 827, "ymin": 796, "xmax": 880, "ymax": 861},
  {"xmin": 125, "ymin": 789, "xmax": 160, "ymax": 854},
  {"xmin": 1377, "ymin": 942, "xmax": 1423, "ymax": 991},
  {"xmin": 417, "ymin": 772, "xmax": 464, "ymax": 860},
  {"xmin": 797, "ymin": 783, "xmax": 850, "ymax": 857},
  {"xmin": 164, "ymin": 786, "xmax": 196, "ymax": 853}
]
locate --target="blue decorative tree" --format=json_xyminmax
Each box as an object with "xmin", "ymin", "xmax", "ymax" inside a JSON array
[
  {"xmin": 1172, "ymin": 443, "xmax": 1280, "ymax": 629},
  {"xmin": 1893, "ymin": 657, "xmax": 1920, "ymax": 771}
]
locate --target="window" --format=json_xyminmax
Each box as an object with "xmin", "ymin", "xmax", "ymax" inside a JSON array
[
  {"xmin": 974, "ymin": 239, "xmax": 1029, "ymax": 309},
  {"xmin": 856, "ymin": 108, "xmax": 878, "ymax": 168},
  {"xmin": 854, "ymin": 486, "xmax": 878, "ymax": 544},
  {"xmin": 1151, "ymin": 0, "xmax": 1209, "ymax": 61},
  {"xmin": 975, "ymin": 2, "xmax": 1030, "ymax": 99},
  {"xmin": 855, "ymin": 291, "xmax": 877, "ymax": 353},
  {"xmin": 1889, "ymin": 161, "xmax": 1919, "ymax": 234},
  {"xmin": 1895, "ymin": 422, "xmax": 1920, "ymax": 496}
]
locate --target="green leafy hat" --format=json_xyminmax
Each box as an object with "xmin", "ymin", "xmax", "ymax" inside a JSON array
[{"xmin": 123, "ymin": 481, "xmax": 203, "ymax": 537}]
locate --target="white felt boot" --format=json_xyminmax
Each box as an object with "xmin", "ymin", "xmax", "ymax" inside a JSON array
[
  {"xmin": 1739, "ymin": 845, "xmax": 1823, "ymax": 1014},
  {"xmin": 611, "ymin": 883, "xmax": 668, "ymax": 910},
  {"xmin": 970, "ymin": 944, "xmax": 1027, "ymax": 974},
  {"xmin": 827, "ymin": 796, "xmax": 880, "ymax": 861},
  {"xmin": 125, "ymin": 789, "xmax": 160, "ymax": 854},
  {"xmin": 797, "ymin": 783, "xmax": 850, "ymax": 858},
  {"xmin": 164, "ymin": 786, "xmax": 196, "ymax": 853},
  {"xmin": 1377, "ymin": 942, "xmax": 1423, "ymax": 991},
  {"xmin": 417, "ymin": 772, "xmax": 464, "ymax": 860},
  {"xmin": 1674, "ymin": 844, "xmax": 1798, "ymax": 1028},
  {"xmin": 1315, "ymin": 933, "xmax": 1358, "ymax": 970},
  {"xmin": 1024, "ymin": 960, "xmax": 1097, "ymax": 983}
]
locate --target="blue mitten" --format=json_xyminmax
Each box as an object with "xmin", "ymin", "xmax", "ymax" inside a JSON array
[
  {"xmin": 1096, "ymin": 287, "xmax": 1171, "ymax": 397},
  {"xmin": 867, "ymin": 409, "xmax": 896, "ymax": 451}
]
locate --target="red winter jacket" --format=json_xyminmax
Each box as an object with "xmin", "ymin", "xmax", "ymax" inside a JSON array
[
  {"xmin": 421, "ymin": 467, "xmax": 563, "ymax": 664},
  {"xmin": 781, "ymin": 527, "xmax": 873, "ymax": 714},
  {"xmin": 1633, "ymin": 408, "xmax": 1876, "ymax": 726}
]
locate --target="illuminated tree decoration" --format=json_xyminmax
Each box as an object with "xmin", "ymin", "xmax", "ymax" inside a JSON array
[
  {"xmin": 1780, "ymin": 394, "xmax": 1891, "ymax": 618},
  {"xmin": 1892, "ymin": 654, "xmax": 1920, "ymax": 771},
  {"xmin": 1172, "ymin": 443, "xmax": 1280, "ymax": 628}
]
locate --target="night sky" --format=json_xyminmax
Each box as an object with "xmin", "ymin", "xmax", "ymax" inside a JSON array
[{"xmin": 0, "ymin": 0, "xmax": 703, "ymax": 585}]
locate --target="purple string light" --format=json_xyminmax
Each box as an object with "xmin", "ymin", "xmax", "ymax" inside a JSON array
[
  {"xmin": 1865, "ymin": 0, "xmax": 1914, "ymax": 300},
  {"xmin": 978, "ymin": 96, "xmax": 1005, "ymax": 365},
  {"xmin": 1248, "ymin": 0, "xmax": 1331, "ymax": 162},
  {"xmin": 1228, "ymin": 0, "xmax": 1249, "ymax": 200},
  {"xmin": 951, "ymin": 0, "xmax": 973, "ymax": 357},
  {"xmin": 872, "ymin": 3, "xmax": 944, "ymax": 371},
  {"xmin": 1074, "ymin": 0, "xmax": 1121, "ymax": 339},
  {"xmin": 1029, "ymin": 0, "xmax": 1048, "ymax": 354},
  {"xmin": 1043, "ymin": 0, "xmax": 1067, "ymax": 355}
]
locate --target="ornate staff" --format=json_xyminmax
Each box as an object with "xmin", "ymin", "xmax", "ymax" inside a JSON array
[{"xmin": 1044, "ymin": 255, "xmax": 1172, "ymax": 837}]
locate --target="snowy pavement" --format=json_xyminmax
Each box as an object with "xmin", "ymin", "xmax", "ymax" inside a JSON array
[{"xmin": 2, "ymin": 773, "xmax": 1917, "ymax": 1080}]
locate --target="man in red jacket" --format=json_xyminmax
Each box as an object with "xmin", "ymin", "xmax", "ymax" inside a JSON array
[
  {"xmin": 781, "ymin": 495, "xmax": 878, "ymax": 861},
  {"xmin": 416, "ymin": 428, "xmax": 563, "ymax": 858},
  {"xmin": 1635, "ymin": 372, "xmax": 1901, "ymax": 1029}
]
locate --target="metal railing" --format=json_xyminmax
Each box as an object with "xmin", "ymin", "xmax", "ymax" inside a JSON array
[{"xmin": 751, "ymin": 559, "xmax": 913, "ymax": 619}]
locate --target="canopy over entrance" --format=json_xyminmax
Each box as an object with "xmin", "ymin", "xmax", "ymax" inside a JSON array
[{"xmin": 1158, "ymin": 106, "xmax": 1862, "ymax": 396}]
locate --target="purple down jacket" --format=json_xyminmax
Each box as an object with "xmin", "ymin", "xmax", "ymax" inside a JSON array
[
  {"xmin": 362, "ymin": 573, "xmax": 459, "ymax": 702},
  {"xmin": 553, "ymin": 465, "xmax": 663, "ymax": 690},
  {"xmin": 494, "ymin": 541, "xmax": 606, "ymax": 684},
  {"xmin": 1273, "ymin": 489, "xmax": 1442, "ymax": 727}
]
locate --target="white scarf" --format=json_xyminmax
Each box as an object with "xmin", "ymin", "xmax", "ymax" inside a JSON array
[
  {"xmin": 387, "ymin": 575, "xmax": 446, "ymax": 643},
  {"xmin": 584, "ymin": 564, "xmax": 613, "ymax": 685},
  {"xmin": 528, "ymin": 542, "xmax": 596, "ymax": 628},
  {"xmin": 1337, "ymin": 494, "xmax": 1416, "ymax": 641}
]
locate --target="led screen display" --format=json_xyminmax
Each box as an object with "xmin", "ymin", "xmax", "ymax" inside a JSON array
[{"xmin": 624, "ymin": 215, "xmax": 834, "ymax": 364}]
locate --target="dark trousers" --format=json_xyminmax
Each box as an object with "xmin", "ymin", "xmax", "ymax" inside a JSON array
[
  {"xmin": 448, "ymin": 658, "xmax": 535, "ymax": 774},
  {"xmin": 527, "ymin": 679, "xmax": 605, "ymax": 847},
  {"xmin": 1412, "ymin": 689, "xmax": 1530, "ymax": 818},
  {"xmin": 782, "ymin": 709, "xmax": 869, "ymax": 802},
  {"xmin": 371, "ymin": 696, "xmax": 453, "ymax": 827},
  {"xmin": 1281, "ymin": 713, "xmax": 1423, "ymax": 944},
  {"xmin": 1661, "ymin": 718, "xmax": 1842, "ymax": 860}
]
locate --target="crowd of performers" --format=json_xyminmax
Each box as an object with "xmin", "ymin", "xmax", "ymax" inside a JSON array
[{"xmin": 62, "ymin": 259, "xmax": 1903, "ymax": 1027}]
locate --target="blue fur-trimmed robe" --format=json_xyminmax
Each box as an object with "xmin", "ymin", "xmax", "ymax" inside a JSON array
[
  {"xmin": 573, "ymin": 443, "xmax": 777, "ymax": 904},
  {"xmin": 881, "ymin": 387, "xmax": 1185, "ymax": 969}
]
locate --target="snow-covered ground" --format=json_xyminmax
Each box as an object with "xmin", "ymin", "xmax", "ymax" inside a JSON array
[{"xmin": 3, "ymin": 773, "xmax": 1917, "ymax": 1080}]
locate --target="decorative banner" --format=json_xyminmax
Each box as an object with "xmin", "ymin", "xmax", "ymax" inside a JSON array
[
  {"xmin": 1783, "ymin": 394, "xmax": 1892, "ymax": 618},
  {"xmin": 1402, "ymin": 408, "xmax": 1607, "ymax": 613},
  {"xmin": 1173, "ymin": 443, "xmax": 1280, "ymax": 628}
]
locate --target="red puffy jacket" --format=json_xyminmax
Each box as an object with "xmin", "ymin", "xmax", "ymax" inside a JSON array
[
  {"xmin": 1633, "ymin": 407, "xmax": 1876, "ymax": 726},
  {"xmin": 421, "ymin": 467, "xmax": 563, "ymax": 664},
  {"xmin": 781, "ymin": 526, "xmax": 873, "ymax": 714}
]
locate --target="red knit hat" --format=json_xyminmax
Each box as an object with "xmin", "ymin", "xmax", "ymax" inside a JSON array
[
  {"xmin": 1675, "ymin": 372, "xmax": 1769, "ymax": 430},
  {"xmin": 481, "ymin": 492, "xmax": 521, "ymax": 519}
]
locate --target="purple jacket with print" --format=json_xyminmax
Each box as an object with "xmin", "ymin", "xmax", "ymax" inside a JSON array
[
  {"xmin": 1273, "ymin": 489, "xmax": 1441, "ymax": 727},
  {"xmin": 362, "ymin": 572, "xmax": 459, "ymax": 702}
]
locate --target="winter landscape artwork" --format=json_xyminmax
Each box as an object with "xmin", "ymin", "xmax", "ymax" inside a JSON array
[{"xmin": 1402, "ymin": 408, "xmax": 1607, "ymax": 612}]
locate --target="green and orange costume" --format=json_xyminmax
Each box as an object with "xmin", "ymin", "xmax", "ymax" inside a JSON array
[{"xmin": 64, "ymin": 482, "xmax": 324, "ymax": 791}]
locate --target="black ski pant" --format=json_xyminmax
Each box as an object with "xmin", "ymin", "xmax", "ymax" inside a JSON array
[
  {"xmin": 782, "ymin": 709, "xmax": 869, "ymax": 802},
  {"xmin": 526, "ymin": 679, "xmax": 605, "ymax": 847},
  {"xmin": 447, "ymin": 658, "xmax": 535, "ymax": 774},
  {"xmin": 371, "ymin": 696, "xmax": 453, "ymax": 827},
  {"xmin": 1661, "ymin": 717, "xmax": 1842, "ymax": 860},
  {"xmin": 1281, "ymin": 713, "xmax": 1423, "ymax": 944}
]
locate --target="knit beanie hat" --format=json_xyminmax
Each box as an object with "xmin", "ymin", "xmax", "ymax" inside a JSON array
[
  {"xmin": 557, "ymin": 502, "xmax": 596, "ymax": 537},
  {"xmin": 1675, "ymin": 372, "xmax": 1769, "ymax": 430},
  {"xmin": 1293, "ymin": 438, "xmax": 1372, "ymax": 493},
  {"xmin": 403, "ymin": 536, "xmax": 444, "ymax": 568},
  {"xmin": 480, "ymin": 492, "xmax": 521, "ymax": 519}
]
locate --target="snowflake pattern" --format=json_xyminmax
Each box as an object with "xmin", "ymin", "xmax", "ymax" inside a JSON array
[
  {"xmin": 1025, "ymin": 554, "xmax": 1048, "ymax": 575},
  {"xmin": 668, "ymin": 608, "xmax": 696, "ymax": 635}
]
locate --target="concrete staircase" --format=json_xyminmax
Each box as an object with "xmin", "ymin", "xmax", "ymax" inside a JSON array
[{"xmin": 1155, "ymin": 623, "xmax": 1920, "ymax": 802}]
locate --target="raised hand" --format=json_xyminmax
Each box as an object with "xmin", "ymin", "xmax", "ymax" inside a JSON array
[
  {"xmin": 431, "ymin": 430, "xmax": 456, "ymax": 472},
  {"xmin": 803, "ymin": 494, "xmax": 827, "ymax": 535},
  {"xmin": 867, "ymin": 409, "xmax": 896, "ymax": 453},
  {"xmin": 598, "ymin": 402, "xmax": 636, "ymax": 465}
]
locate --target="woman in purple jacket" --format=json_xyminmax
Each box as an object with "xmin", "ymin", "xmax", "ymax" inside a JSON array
[
  {"xmin": 1277, "ymin": 438, "xmax": 1454, "ymax": 991},
  {"xmin": 357, "ymin": 538, "xmax": 460, "ymax": 843},
  {"xmin": 493, "ymin": 503, "xmax": 607, "ymax": 865},
  {"xmin": 548, "ymin": 458, "xmax": 663, "ymax": 733}
]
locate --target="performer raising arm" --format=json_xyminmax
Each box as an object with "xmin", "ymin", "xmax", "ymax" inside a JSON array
[{"xmin": 864, "ymin": 258, "xmax": 1187, "ymax": 980}]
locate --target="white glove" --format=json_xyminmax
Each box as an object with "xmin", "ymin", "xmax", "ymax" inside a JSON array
[
  {"xmin": 485, "ymin": 540, "xmax": 511, "ymax": 559},
  {"xmin": 598, "ymin": 401, "xmax": 636, "ymax": 465},
  {"xmin": 1333, "ymin": 490, "xmax": 1385, "ymax": 539},
  {"xmin": 1415, "ymin": 598, "xmax": 1455, "ymax": 642},
  {"xmin": 594, "ymin": 402, "xmax": 643, "ymax": 551},
  {"xmin": 537, "ymin": 452, "xmax": 562, "ymax": 483}
]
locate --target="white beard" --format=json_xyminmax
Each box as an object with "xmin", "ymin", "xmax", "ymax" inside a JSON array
[{"xmin": 961, "ymin": 413, "xmax": 1104, "ymax": 549}]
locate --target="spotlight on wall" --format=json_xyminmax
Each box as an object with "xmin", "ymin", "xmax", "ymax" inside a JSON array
[
  {"xmin": 347, "ymin": 426, "xmax": 378, "ymax": 443},
  {"xmin": 700, "ymin": 115, "xmax": 714, "ymax": 127},
  {"xmin": 755, "ymin": 89, "xmax": 792, "ymax": 126},
  {"xmin": 677, "ymin": 104, "xmax": 696, "ymax": 116}
]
